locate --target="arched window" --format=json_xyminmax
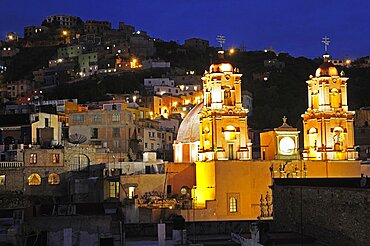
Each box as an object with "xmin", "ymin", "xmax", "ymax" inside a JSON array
[
  {"xmin": 330, "ymin": 88, "xmax": 341, "ymax": 108},
  {"xmin": 28, "ymin": 173, "xmax": 41, "ymax": 186},
  {"xmin": 333, "ymin": 127, "xmax": 345, "ymax": 151},
  {"xmin": 72, "ymin": 154, "xmax": 90, "ymax": 171},
  {"xmin": 229, "ymin": 197, "xmax": 237, "ymax": 213},
  {"xmin": 311, "ymin": 90, "xmax": 319, "ymax": 109},
  {"xmin": 308, "ymin": 127, "xmax": 318, "ymax": 149},
  {"xmin": 48, "ymin": 173, "xmax": 60, "ymax": 185}
]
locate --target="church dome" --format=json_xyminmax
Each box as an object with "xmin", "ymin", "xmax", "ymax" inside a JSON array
[
  {"xmin": 315, "ymin": 54, "xmax": 338, "ymax": 77},
  {"xmin": 176, "ymin": 103, "xmax": 203, "ymax": 143},
  {"xmin": 209, "ymin": 63, "xmax": 233, "ymax": 73}
]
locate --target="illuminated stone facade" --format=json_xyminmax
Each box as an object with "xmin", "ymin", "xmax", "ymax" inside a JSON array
[
  {"xmin": 198, "ymin": 61, "xmax": 252, "ymax": 161},
  {"xmin": 302, "ymin": 54, "xmax": 358, "ymax": 160}
]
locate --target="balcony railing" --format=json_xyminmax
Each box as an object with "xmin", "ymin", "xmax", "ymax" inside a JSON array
[{"xmin": 0, "ymin": 162, "xmax": 24, "ymax": 168}]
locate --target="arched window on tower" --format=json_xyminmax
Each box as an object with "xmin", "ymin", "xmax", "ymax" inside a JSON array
[
  {"xmin": 330, "ymin": 88, "xmax": 341, "ymax": 108},
  {"xmin": 308, "ymin": 127, "xmax": 318, "ymax": 150},
  {"xmin": 333, "ymin": 127, "xmax": 345, "ymax": 151},
  {"xmin": 311, "ymin": 90, "xmax": 319, "ymax": 109},
  {"xmin": 223, "ymin": 87, "xmax": 233, "ymax": 106}
]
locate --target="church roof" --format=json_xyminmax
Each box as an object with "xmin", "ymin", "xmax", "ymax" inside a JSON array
[{"xmin": 176, "ymin": 103, "xmax": 203, "ymax": 143}]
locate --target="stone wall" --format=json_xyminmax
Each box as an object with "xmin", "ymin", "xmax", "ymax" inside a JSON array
[
  {"xmin": 124, "ymin": 220, "xmax": 256, "ymax": 238},
  {"xmin": 0, "ymin": 168, "xmax": 24, "ymax": 192},
  {"xmin": 25, "ymin": 215, "xmax": 111, "ymax": 246},
  {"xmin": 273, "ymin": 178, "xmax": 370, "ymax": 245}
]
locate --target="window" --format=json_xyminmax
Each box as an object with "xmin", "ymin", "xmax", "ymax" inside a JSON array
[
  {"xmin": 48, "ymin": 173, "xmax": 60, "ymax": 185},
  {"xmin": 28, "ymin": 173, "xmax": 41, "ymax": 186},
  {"xmin": 112, "ymin": 128, "xmax": 120, "ymax": 137},
  {"xmin": 228, "ymin": 193, "xmax": 240, "ymax": 214},
  {"xmin": 0, "ymin": 175, "xmax": 5, "ymax": 185},
  {"xmin": 73, "ymin": 114, "xmax": 84, "ymax": 122},
  {"xmin": 229, "ymin": 197, "xmax": 237, "ymax": 213},
  {"xmin": 128, "ymin": 186, "xmax": 135, "ymax": 199},
  {"xmin": 112, "ymin": 113, "xmax": 120, "ymax": 122},
  {"xmin": 151, "ymin": 143, "xmax": 154, "ymax": 150},
  {"xmin": 91, "ymin": 128, "xmax": 99, "ymax": 139},
  {"xmin": 109, "ymin": 181, "xmax": 120, "ymax": 198},
  {"xmin": 145, "ymin": 143, "xmax": 148, "ymax": 148},
  {"xmin": 30, "ymin": 153, "xmax": 37, "ymax": 164},
  {"xmin": 52, "ymin": 154, "xmax": 60, "ymax": 164},
  {"xmin": 93, "ymin": 115, "xmax": 101, "ymax": 122},
  {"xmin": 113, "ymin": 140, "xmax": 120, "ymax": 148}
]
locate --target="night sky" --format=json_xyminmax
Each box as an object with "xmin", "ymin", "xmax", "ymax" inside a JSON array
[{"xmin": 1, "ymin": 0, "xmax": 369, "ymax": 58}]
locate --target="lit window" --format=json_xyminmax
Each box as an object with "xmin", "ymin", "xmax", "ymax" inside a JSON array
[
  {"xmin": 229, "ymin": 197, "xmax": 237, "ymax": 213},
  {"xmin": 48, "ymin": 173, "xmax": 60, "ymax": 185},
  {"xmin": 30, "ymin": 153, "xmax": 37, "ymax": 164},
  {"xmin": 0, "ymin": 175, "xmax": 5, "ymax": 185},
  {"xmin": 109, "ymin": 181, "xmax": 120, "ymax": 198},
  {"xmin": 28, "ymin": 173, "xmax": 41, "ymax": 186},
  {"xmin": 52, "ymin": 154, "xmax": 60, "ymax": 164},
  {"xmin": 128, "ymin": 186, "xmax": 135, "ymax": 199}
]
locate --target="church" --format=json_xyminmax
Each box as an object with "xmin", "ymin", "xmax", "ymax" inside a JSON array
[{"xmin": 168, "ymin": 50, "xmax": 361, "ymax": 221}]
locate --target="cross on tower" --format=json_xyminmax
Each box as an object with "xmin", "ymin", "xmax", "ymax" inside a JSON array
[
  {"xmin": 216, "ymin": 35, "xmax": 226, "ymax": 49},
  {"xmin": 322, "ymin": 36, "xmax": 330, "ymax": 52}
]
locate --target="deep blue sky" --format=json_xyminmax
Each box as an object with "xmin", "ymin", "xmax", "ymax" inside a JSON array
[{"xmin": 1, "ymin": 0, "xmax": 369, "ymax": 58}]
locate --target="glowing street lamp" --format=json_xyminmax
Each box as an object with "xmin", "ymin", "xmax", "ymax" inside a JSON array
[{"xmin": 62, "ymin": 30, "xmax": 70, "ymax": 44}]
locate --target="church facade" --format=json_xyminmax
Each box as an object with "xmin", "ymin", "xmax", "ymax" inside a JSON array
[{"xmin": 167, "ymin": 51, "xmax": 361, "ymax": 221}]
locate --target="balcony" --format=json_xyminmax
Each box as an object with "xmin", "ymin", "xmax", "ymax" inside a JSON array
[{"xmin": 0, "ymin": 162, "xmax": 24, "ymax": 168}]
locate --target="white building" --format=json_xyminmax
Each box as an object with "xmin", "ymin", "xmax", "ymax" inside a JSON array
[
  {"xmin": 153, "ymin": 86, "xmax": 180, "ymax": 96},
  {"xmin": 57, "ymin": 45, "xmax": 83, "ymax": 59},
  {"xmin": 142, "ymin": 59, "xmax": 170, "ymax": 70},
  {"xmin": 45, "ymin": 15, "xmax": 80, "ymax": 28},
  {"xmin": 144, "ymin": 78, "xmax": 174, "ymax": 87}
]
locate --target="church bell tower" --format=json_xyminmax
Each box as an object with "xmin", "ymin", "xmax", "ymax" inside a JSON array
[
  {"xmin": 198, "ymin": 52, "xmax": 252, "ymax": 161},
  {"xmin": 302, "ymin": 52, "xmax": 357, "ymax": 160}
]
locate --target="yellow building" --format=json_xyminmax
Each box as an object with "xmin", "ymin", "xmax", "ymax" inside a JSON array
[
  {"xmin": 199, "ymin": 59, "xmax": 252, "ymax": 161},
  {"xmin": 302, "ymin": 54, "xmax": 358, "ymax": 160},
  {"xmin": 170, "ymin": 52, "xmax": 361, "ymax": 222}
]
